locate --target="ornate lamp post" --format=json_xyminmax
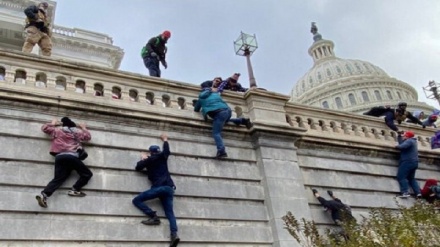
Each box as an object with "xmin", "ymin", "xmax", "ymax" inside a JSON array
[
  {"xmin": 234, "ymin": 32, "xmax": 258, "ymax": 89},
  {"xmin": 423, "ymin": 80, "xmax": 440, "ymax": 107}
]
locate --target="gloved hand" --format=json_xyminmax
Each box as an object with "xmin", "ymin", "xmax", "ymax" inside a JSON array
[
  {"xmin": 150, "ymin": 52, "xmax": 157, "ymax": 57},
  {"xmin": 397, "ymin": 130, "xmax": 404, "ymax": 135},
  {"xmin": 423, "ymin": 124, "xmax": 426, "ymax": 129},
  {"xmin": 192, "ymin": 99, "xmax": 198, "ymax": 107},
  {"xmin": 312, "ymin": 189, "xmax": 318, "ymax": 195}
]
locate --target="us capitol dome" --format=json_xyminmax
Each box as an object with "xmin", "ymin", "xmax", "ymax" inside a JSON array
[{"xmin": 290, "ymin": 23, "xmax": 434, "ymax": 114}]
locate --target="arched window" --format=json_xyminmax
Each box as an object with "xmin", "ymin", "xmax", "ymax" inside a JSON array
[
  {"xmin": 55, "ymin": 76, "xmax": 66, "ymax": 90},
  {"xmin": 177, "ymin": 97, "xmax": 185, "ymax": 109},
  {"xmin": 112, "ymin": 86, "xmax": 122, "ymax": 99},
  {"xmin": 14, "ymin": 69, "xmax": 26, "ymax": 84},
  {"xmin": 374, "ymin": 90, "xmax": 382, "ymax": 100},
  {"xmin": 322, "ymin": 101, "xmax": 329, "ymax": 109},
  {"xmin": 129, "ymin": 89, "xmax": 138, "ymax": 102},
  {"xmin": 0, "ymin": 66, "xmax": 6, "ymax": 81},
  {"xmin": 162, "ymin": 94, "xmax": 171, "ymax": 107},
  {"xmin": 362, "ymin": 91, "xmax": 370, "ymax": 102},
  {"xmin": 396, "ymin": 91, "xmax": 402, "ymax": 99},
  {"xmin": 348, "ymin": 93, "xmax": 357, "ymax": 105},
  {"xmin": 335, "ymin": 97, "xmax": 343, "ymax": 109},
  {"xmin": 386, "ymin": 90, "xmax": 393, "ymax": 100},
  {"xmin": 94, "ymin": 83, "xmax": 104, "ymax": 96},
  {"xmin": 146, "ymin": 92, "xmax": 154, "ymax": 105},
  {"xmin": 75, "ymin": 80, "xmax": 85, "ymax": 93},
  {"xmin": 35, "ymin": 72, "xmax": 47, "ymax": 88}
]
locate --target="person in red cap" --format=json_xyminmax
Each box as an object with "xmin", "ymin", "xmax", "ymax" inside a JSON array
[
  {"xmin": 22, "ymin": 2, "xmax": 52, "ymax": 56},
  {"xmin": 395, "ymin": 130, "xmax": 421, "ymax": 198},
  {"xmin": 141, "ymin": 30, "xmax": 171, "ymax": 78}
]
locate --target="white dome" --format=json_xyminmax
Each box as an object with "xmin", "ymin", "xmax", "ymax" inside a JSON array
[
  {"xmin": 290, "ymin": 27, "xmax": 434, "ymax": 114},
  {"xmin": 293, "ymin": 57, "xmax": 389, "ymax": 97}
]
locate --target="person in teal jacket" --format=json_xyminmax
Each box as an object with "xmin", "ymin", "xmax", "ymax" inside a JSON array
[{"xmin": 194, "ymin": 84, "xmax": 252, "ymax": 158}]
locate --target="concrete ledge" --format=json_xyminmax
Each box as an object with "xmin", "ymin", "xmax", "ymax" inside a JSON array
[
  {"xmin": 0, "ymin": 214, "xmax": 273, "ymax": 243},
  {"xmin": 0, "ymin": 190, "xmax": 268, "ymax": 221}
]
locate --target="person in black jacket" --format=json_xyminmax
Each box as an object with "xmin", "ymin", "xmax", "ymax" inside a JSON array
[
  {"xmin": 141, "ymin": 31, "xmax": 171, "ymax": 77},
  {"xmin": 132, "ymin": 133, "xmax": 180, "ymax": 247},
  {"xmin": 312, "ymin": 189, "xmax": 354, "ymax": 225},
  {"xmin": 223, "ymin": 73, "xmax": 248, "ymax": 92},
  {"xmin": 363, "ymin": 102, "xmax": 425, "ymax": 132},
  {"xmin": 312, "ymin": 189, "xmax": 355, "ymax": 241},
  {"xmin": 22, "ymin": 2, "xmax": 52, "ymax": 56}
]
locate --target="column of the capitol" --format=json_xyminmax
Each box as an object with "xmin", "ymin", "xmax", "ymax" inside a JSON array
[{"xmin": 245, "ymin": 89, "xmax": 311, "ymax": 247}]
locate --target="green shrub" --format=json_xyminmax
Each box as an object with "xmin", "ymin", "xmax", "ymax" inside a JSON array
[{"xmin": 282, "ymin": 201, "xmax": 440, "ymax": 247}]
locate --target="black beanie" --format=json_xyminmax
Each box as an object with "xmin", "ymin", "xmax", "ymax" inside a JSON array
[{"xmin": 61, "ymin": 117, "xmax": 76, "ymax": 128}]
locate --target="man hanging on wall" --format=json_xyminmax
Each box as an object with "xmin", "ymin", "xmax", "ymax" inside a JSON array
[
  {"xmin": 141, "ymin": 31, "xmax": 171, "ymax": 78},
  {"xmin": 395, "ymin": 131, "xmax": 422, "ymax": 198},
  {"xmin": 22, "ymin": 2, "xmax": 52, "ymax": 56},
  {"xmin": 132, "ymin": 133, "xmax": 180, "ymax": 247},
  {"xmin": 37, "ymin": 117, "xmax": 93, "ymax": 208},
  {"xmin": 194, "ymin": 82, "xmax": 253, "ymax": 158}
]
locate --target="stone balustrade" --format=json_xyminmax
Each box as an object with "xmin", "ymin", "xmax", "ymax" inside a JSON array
[
  {"xmin": 0, "ymin": 49, "xmax": 249, "ymax": 119},
  {"xmin": 52, "ymin": 25, "xmax": 76, "ymax": 37},
  {"xmin": 52, "ymin": 25, "xmax": 115, "ymax": 44},
  {"xmin": 1, "ymin": 49, "xmax": 440, "ymax": 246}
]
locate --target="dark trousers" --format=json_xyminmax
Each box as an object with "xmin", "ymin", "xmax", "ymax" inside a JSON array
[
  {"xmin": 132, "ymin": 186, "xmax": 178, "ymax": 234},
  {"xmin": 143, "ymin": 56, "xmax": 161, "ymax": 77},
  {"xmin": 397, "ymin": 160, "xmax": 421, "ymax": 195},
  {"xmin": 42, "ymin": 154, "xmax": 93, "ymax": 197}
]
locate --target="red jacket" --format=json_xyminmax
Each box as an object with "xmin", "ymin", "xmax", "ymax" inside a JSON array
[
  {"xmin": 41, "ymin": 124, "xmax": 91, "ymax": 154},
  {"xmin": 421, "ymin": 179, "xmax": 438, "ymax": 198}
]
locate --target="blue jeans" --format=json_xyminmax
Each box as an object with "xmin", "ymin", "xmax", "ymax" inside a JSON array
[
  {"xmin": 228, "ymin": 117, "xmax": 245, "ymax": 125},
  {"xmin": 132, "ymin": 186, "xmax": 177, "ymax": 234},
  {"xmin": 397, "ymin": 160, "xmax": 421, "ymax": 194},
  {"xmin": 143, "ymin": 56, "xmax": 161, "ymax": 77},
  {"xmin": 211, "ymin": 108, "xmax": 232, "ymax": 153}
]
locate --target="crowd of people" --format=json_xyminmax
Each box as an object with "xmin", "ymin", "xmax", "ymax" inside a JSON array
[{"xmin": 20, "ymin": 2, "xmax": 440, "ymax": 246}]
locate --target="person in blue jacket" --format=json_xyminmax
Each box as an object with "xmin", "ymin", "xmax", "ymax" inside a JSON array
[
  {"xmin": 132, "ymin": 133, "xmax": 180, "ymax": 247},
  {"xmin": 395, "ymin": 131, "xmax": 421, "ymax": 198},
  {"xmin": 194, "ymin": 82, "xmax": 252, "ymax": 158}
]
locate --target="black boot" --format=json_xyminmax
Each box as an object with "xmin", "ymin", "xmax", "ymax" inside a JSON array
[{"xmin": 170, "ymin": 232, "xmax": 180, "ymax": 247}]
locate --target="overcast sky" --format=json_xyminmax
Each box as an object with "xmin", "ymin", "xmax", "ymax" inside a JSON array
[{"xmin": 54, "ymin": 0, "xmax": 440, "ymax": 108}]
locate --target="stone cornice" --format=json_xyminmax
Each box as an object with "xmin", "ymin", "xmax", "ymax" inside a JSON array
[{"xmin": 52, "ymin": 36, "xmax": 124, "ymax": 69}]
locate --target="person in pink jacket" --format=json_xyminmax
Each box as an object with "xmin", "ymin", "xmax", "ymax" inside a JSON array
[{"xmin": 36, "ymin": 117, "xmax": 93, "ymax": 208}]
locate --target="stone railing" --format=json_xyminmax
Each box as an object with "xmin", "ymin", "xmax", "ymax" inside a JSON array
[
  {"xmin": 0, "ymin": 49, "xmax": 249, "ymax": 120},
  {"xmin": 286, "ymin": 102, "xmax": 439, "ymax": 156},
  {"xmin": 52, "ymin": 25, "xmax": 114, "ymax": 44},
  {"xmin": 52, "ymin": 25, "xmax": 76, "ymax": 37}
]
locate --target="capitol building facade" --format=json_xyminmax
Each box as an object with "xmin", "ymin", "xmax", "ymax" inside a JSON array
[{"xmin": 290, "ymin": 24, "xmax": 434, "ymax": 114}]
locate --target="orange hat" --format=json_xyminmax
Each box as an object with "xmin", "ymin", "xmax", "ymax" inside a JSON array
[
  {"xmin": 162, "ymin": 30, "xmax": 171, "ymax": 38},
  {"xmin": 403, "ymin": 131, "xmax": 414, "ymax": 138}
]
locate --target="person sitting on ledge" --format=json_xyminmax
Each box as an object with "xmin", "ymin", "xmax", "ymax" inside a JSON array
[{"xmin": 363, "ymin": 102, "xmax": 425, "ymax": 132}]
